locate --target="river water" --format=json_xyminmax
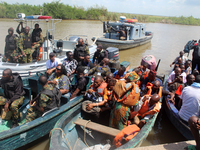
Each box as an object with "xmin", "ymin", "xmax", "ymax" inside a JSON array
[{"xmin": 1, "ymin": 19, "xmax": 200, "ymax": 149}]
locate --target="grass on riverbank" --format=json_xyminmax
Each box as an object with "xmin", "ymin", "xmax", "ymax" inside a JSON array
[{"xmin": 1, "ymin": 1, "xmax": 200, "ymax": 26}]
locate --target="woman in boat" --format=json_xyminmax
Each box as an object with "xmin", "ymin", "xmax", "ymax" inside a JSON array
[{"xmin": 109, "ymin": 72, "xmax": 140, "ymax": 130}]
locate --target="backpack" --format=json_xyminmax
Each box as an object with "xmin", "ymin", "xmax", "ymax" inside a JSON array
[
  {"xmin": 184, "ymin": 40, "xmax": 195, "ymax": 53},
  {"xmin": 40, "ymin": 87, "xmax": 62, "ymax": 111}
]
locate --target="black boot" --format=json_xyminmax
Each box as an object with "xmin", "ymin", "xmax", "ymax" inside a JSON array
[{"xmin": 11, "ymin": 120, "xmax": 19, "ymax": 128}]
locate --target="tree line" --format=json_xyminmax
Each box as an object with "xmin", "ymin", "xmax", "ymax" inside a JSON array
[{"xmin": 1, "ymin": 1, "xmax": 200, "ymax": 26}]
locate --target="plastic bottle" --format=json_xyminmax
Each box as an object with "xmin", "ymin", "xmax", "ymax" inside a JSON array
[{"xmin": 22, "ymin": 104, "xmax": 30, "ymax": 114}]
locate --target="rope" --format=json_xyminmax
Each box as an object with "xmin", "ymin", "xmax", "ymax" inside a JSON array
[
  {"xmin": 84, "ymin": 120, "xmax": 91, "ymax": 147},
  {"xmin": 49, "ymin": 128, "xmax": 72, "ymax": 150}
]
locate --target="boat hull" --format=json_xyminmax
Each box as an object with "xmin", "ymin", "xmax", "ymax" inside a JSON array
[
  {"xmin": 163, "ymin": 93, "xmax": 193, "ymax": 140},
  {"xmin": 0, "ymin": 95, "xmax": 84, "ymax": 150},
  {"xmin": 49, "ymin": 93, "xmax": 165, "ymax": 149},
  {"xmin": 96, "ymin": 35, "xmax": 153, "ymax": 50}
]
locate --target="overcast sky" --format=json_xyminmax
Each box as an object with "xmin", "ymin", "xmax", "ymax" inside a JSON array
[{"xmin": 4, "ymin": 0, "xmax": 200, "ymax": 18}]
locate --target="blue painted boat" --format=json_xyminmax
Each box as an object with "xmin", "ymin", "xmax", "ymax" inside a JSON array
[
  {"xmin": 49, "ymin": 74, "xmax": 167, "ymax": 149},
  {"xmin": 0, "ymin": 75, "xmax": 88, "ymax": 150},
  {"xmin": 163, "ymin": 76, "xmax": 193, "ymax": 140},
  {"xmin": 93, "ymin": 18, "xmax": 153, "ymax": 50}
]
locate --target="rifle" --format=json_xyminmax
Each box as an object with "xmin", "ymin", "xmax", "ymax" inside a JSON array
[{"xmin": 155, "ymin": 59, "xmax": 161, "ymax": 72}]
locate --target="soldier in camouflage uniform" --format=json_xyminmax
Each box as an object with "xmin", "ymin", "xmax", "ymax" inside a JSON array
[
  {"xmin": 85, "ymin": 58, "xmax": 111, "ymax": 78},
  {"xmin": 73, "ymin": 38, "xmax": 90, "ymax": 62},
  {"xmin": 32, "ymin": 24, "xmax": 43, "ymax": 60},
  {"xmin": 18, "ymin": 26, "xmax": 33, "ymax": 63},
  {"xmin": 26, "ymin": 75, "xmax": 54, "ymax": 122},
  {"xmin": 3, "ymin": 27, "xmax": 18, "ymax": 63},
  {"xmin": 0, "ymin": 69, "xmax": 25, "ymax": 128}
]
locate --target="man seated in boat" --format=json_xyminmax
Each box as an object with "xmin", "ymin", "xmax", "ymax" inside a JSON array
[
  {"xmin": 141, "ymin": 70, "xmax": 162, "ymax": 91},
  {"xmin": 73, "ymin": 38, "xmax": 89, "ymax": 63},
  {"xmin": 175, "ymin": 74, "xmax": 195, "ymax": 109},
  {"xmin": 18, "ymin": 26, "xmax": 34, "ymax": 63},
  {"xmin": 105, "ymin": 73, "xmax": 114, "ymax": 84},
  {"xmin": 178, "ymin": 75, "xmax": 200, "ymax": 125},
  {"xmin": 113, "ymin": 66, "xmax": 126, "ymax": 79},
  {"xmin": 77, "ymin": 54, "xmax": 94, "ymax": 74},
  {"xmin": 26, "ymin": 75, "xmax": 61, "ymax": 122},
  {"xmin": 167, "ymin": 67, "xmax": 184, "ymax": 93},
  {"xmin": 117, "ymin": 24, "xmax": 127, "ymax": 40},
  {"xmin": 70, "ymin": 67, "xmax": 88, "ymax": 100},
  {"xmin": 130, "ymin": 94, "xmax": 161, "ymax": 128},
  {"xmin": 84, "ymin": 78, "xmax": 116, "ymax": 117},
  {"xmin": 47, "ymin": 64, "xmax": 70, "ymax": 95},
  {"xmin": 170, "ymin": 51, "xmax": 188, "ymax": 67},
  {"xmin": 185, "ymin": 60, "xmax": 192, "ymax": 75},
  {"xmin": 3, "ymin": 27, "xmax": 18, "ymax": 63},
  {"xmin": 93, "ymin": 45, "xmax": 108, "ymax": 64},
  {"xmin": 46, "ymin": 52, "xmax": 61, "ymax": 75},
  {"xmin": 62, "ymin": 51, "xmax": 78, "ymax": 81},
  {"xmin": 31, "ymin": 24, "xmax": 43, "ymax": 60},
  {"xmin": 85, "ymin": 58, "xmax": 111, "ymax": 78},
  {"xmin": 0, "ymin": 69, "xmax": 25, "ymax": 128},
  {"xmin": 137, "ymin": 62, "xmax": 149, "ymax": 81},
  {"xmin": 141, "ymin": 80, "xmax": 174, "ymax": 102},
  {"xmin": 82, "ymin": 75, "xmax": 107, "ymax": 117},
  {"xmin": 109, "ymin": 72, "xmax": 140, "ymax": 130}
]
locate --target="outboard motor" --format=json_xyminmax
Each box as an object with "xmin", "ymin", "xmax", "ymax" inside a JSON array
[
  {"xmin": 53, "ymin": 39, "xmax": 63, "ymax": 55},
  {"xmin": 107, "ymin": 47, "xmax": 120, "ymax": 71},
  {"xmin": 107, "ymin": 47, "xmax": 119, "ymax": 61}
]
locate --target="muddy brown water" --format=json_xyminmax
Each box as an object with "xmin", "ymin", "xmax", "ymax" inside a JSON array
[{"xmin": 0, "ymin": 19, "xmax": 199, "ymax": 149}]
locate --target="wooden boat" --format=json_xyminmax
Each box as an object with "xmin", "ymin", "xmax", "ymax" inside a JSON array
[
  {"xmin": 49, "ymin": 73, "xmax": 166, "ymax": 149},
  {"xmin": 93, "ymin": 17, "xmax": 153, "ymax": 50},
  {"xmin": 163, "ymin": 76, "xmax": 193, "ymax": 140},
  {"xmin": 0, "ymin": 74, "xmax": 91, "ymax": 150}
]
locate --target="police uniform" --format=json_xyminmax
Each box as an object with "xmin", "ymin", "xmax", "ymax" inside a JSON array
[
  {"xmin": 73, "ymin": 44, "xmax": 89, "ymax": 62},
  {"xmin": 0, "ymin": 73, "xmax": 25, "ymax": 121},
  {"xmin": 87, "ymin": 64, "xmax": 111, "ymax": 77},
  {"xmin": 4, "ymin": 34, "xmax": 18, "ymax": 62},
  {"xmin": 26, "ymin": 84, "xmax": 53, "ymax": 122},
  {"xmin": 18, "ymin": 32, "xmax": 33, "ymax": 63}
]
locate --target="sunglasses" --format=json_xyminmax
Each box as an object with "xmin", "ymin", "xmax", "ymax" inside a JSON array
[{"xmin": 56, "ymin": 68, "xmax": 61, "ymax": 70}]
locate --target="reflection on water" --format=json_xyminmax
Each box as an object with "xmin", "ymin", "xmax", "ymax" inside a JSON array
[{"xmin": 0, "ymin": 19, "xmax": 199, "ymax": 149}]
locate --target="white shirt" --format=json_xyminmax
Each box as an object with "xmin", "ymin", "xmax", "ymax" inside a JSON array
[
  {"xmin": 167, "ymin": 71, "xmax": 186, "ymax": 83},
  {"xmin": 174, "ymin": 56, "xmax": 188, "ymax": 64},
  {"xmin": 46, "ymin": 58, "xmax": 61, "ymax": 69},
  {"xmin": 179, "ymin": 86, "xmax": 200, "ymax": 122}
]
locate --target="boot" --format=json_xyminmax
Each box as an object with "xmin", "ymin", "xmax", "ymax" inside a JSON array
[{"xmin": 11, "ymin": 120, "xmax": 19, "ymax": 128}]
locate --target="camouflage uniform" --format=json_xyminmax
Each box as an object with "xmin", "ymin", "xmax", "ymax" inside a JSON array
[
  {"xmin": 0, "ymin": 96, "xmax": 24, "ymax": 120},
  {"xmin": 18, "ymin": 32, "xmax": 33, "ymax": 63},
  {"xmin": 26, "ymin": 84, "xmax": 53, "ymax": 122},
  {"xmin": 88, "ymin": 64, "xmax": 111, "ymax": 77},
  {"xmin": 3, "ymin": 34, "xmax": 18, "ymax": 63}
]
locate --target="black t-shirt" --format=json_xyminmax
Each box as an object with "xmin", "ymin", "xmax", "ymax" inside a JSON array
[
  {"xmin": 72, "ymin": 76, "xmax": 88, "ymax": 95},
  {"xmin": 77, "ymin": 60, "xmax": 94, "ymax": 74}
]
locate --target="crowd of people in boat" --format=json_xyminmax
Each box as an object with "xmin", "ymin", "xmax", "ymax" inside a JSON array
[{"xmin": 0, "ymin": 40, "xmax": 175, "ymax": 137}]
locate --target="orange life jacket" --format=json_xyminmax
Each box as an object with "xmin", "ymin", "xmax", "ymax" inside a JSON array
[
  {"xmin": 114, "ymin": 81, "xmax": 140, "ymax": 106},
  {"xmin": 37, "ymin": 47, "xmax": 43, "ymax": 61},
  {"xmin": 138, "ymin": 70, "xmax": 148, "ymax": 79},
  {"xmin": 136, "ymin": 100, "xmax": 161, "ymax": 118},
  {"xmin": 90, "ymin": 82, "xmax": 107, "ymax": 96},
  {"xmin": 146, "ymin": 85, "xmax": 163, "ymax": 97},
  {"xmin": 113, "ymin": 124, "xmax": 140, "ymax": 148}
]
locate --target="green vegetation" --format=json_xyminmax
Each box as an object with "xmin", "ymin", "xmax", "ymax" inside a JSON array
[{"xmin": 1, "ymin": 1, "xmax": 200, "ymax": 26}]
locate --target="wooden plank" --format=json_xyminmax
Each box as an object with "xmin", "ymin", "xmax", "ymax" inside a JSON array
[{"xmin": 74, "ymin": 118, "xmax": 120, "ymax": 137}]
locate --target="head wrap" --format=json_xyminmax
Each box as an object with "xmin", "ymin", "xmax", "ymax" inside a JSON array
[
  {"xmin": 149, "ymin": 70, "xmax": 157, "ymax": 76},
  {"xmin": 127, "ymin": 71, "xmax": 140, "ymax": 82}
]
